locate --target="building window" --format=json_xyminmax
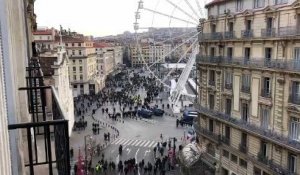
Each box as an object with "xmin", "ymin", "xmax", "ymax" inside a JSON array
[
  {"xmin": 66, "ymin": 43, "xmax": 68, "ymax": 46},
  {"xmin": 291, "ymin": 81, "xmax": 300, "ymax": 104},
  {"xmin": 79, "ymin": 60, "xmax": 82, "ymax": 64},
  {"xmin": 260, "ymin": 141, "xmax": 268, "ymax": 158},
  {"xmin": 221, "ymin": 168, "xmax": 229, "ymax": 175},
  {"xmin": 225, "ymin": 99, "xmax": 232, "ymax": 115},
  {"xmin": 209, "ymin": 70, "xmax": 215, "ymax": 86},
  {"xmin": 288, "ymin": 154, "xmax": 297, "ymax": 174},
  {"xmin": 73, "ymin": 67, "xmax": 76, "ymax": 72},
  {"xmin": 254, "ymin": 0, "xmax": 264, "ymax": 8},
  {"xmin": 275, "ymin": 0, "xmax": 288, "ymax": 5},
  {"xmin": 79, "ymin": 50, "xmax": 82, "ymax": 55},
  {"xmin": 261, "ymin": 107, "xmax": 270, "ymax": 130},
  {"xmin": 241, "ymin": 74, "xmax": 251, "ymax": 93},
  {"xmin": 73, "ymin": 85, "xmax": 77, "ymax": 88},
  {"xmin": 209, "ymin": 119, "xmax": 214, "ymax": 132},
  {"xmin": 241, "ymin": 103, "xmax": 249, "ymax": 122},
  {"xmin": 80, "ymin": 85, "xmax": 84, "ymax": 88},
  {"xmin": 227, "ymin": 47, "xmax": 233, "ymax": 58},
  {"xmin": 225, "ymin": 71, "xmax": 232, "ymax": 89},
  {"xmin": 80, "ymin": 75, "xmax": 83, "ymax": 80},
  {"xmin": 72, "ymin": 50, "xmax": 75, "ymax": 55},
  {"xmin": 72, "ymin": 43, "xmax": 74, "ymax": 46},
  {"xmin": 262, "ymin": 77, "xmax": 271, "ymax": 98},
  {"xmin": 209, "ymin": 94, "xmax": 215, "ymax": 110},
  {"xmin": 73, "ymin": 75, "xmax": 76, "ymax": 80},
  {"xmin": 230, "ymin": 154, "xmax": 238, "ymax": 163},
  {"xmin": 78, "ymin": 43, "xmax": 81, "ymax": 46},
  {"xmin": 79, "ymin": 66, "xmax": 83, "ymax": 72},
  {"xmin": 290, "ymin": 117, "xmax": 300, "ymax": 142},
  {"xmin": 236, "ymin": 0, "xmax": 243, "ymax": 11},
  {"xmin": 239, "ymin": 158, "xmax": 247, "ymax": 169},
  {"xmin": 223, "ymin": 150, "xmax": 229, "ymax": 159},
  {"xmin": 72, "ymin": 60, "xmax": 76, "ymax": 64}
]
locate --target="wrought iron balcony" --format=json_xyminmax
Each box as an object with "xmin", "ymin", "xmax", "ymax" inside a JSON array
[
  {"xmin": 194, "ymin": 103, "xmax": 300, "ymax": 153},
  {"xmin": 261, "ymin": 28, "xmax": 276, "ymax": 37},
  {"xmin": 241, "ymin": 29, "xmax": 253, "ymax": 38},
  {"xmin": 8, "ymin": 58, "xmax": 70, "ymax": 175},
  {"xmin": 239, "ymin": 144, "xmax": 248, "ymax": 153},
  {"xmin": 193, "ymin": 123, "xmax": 221, "ymax": 144},
  {"xmin": 197, "ymin": 55, "xmax": 300, "ymax": 72},
  {"xmin": 209, "ymin": 80, "xmax": 215, "ymax": 86},
  {"xmin": 289, "ymin": 95, "xmax": 300, "ymax": 105},
  {"xmin": 225, "ymin": 83, "xmax": 232, "ymax": 90},
  {"xmin": 257, "ymin": 152, "xmax": 270, "ymax": 165},
  {"xmin": 261, "ymin": 89, "xmax": 272, "ymax": 98},
  {"xmin": 220, "ymin": 136, "xmax": 230, "ymax": 145},
  {"xmin": 278, "ymin": 26, "xmax": 300, "ymax": 36},
  {"xmin": 241, "ymin": 85, "xmax": 250, "ymax": 93},
  {"xmin": 224, "ymin": 31, "xmax": 235, "ymax": 39},
  {"xmin": 199, "ymin": 32, "xmax": 223, "ymax": 40}
]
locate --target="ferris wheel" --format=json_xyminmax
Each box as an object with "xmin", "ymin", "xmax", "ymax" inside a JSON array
[{"xmin": 134, "ymin": 0, "xmax": 207, "ymax": 113}]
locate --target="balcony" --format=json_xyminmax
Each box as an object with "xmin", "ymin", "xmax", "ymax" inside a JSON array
[
  {"xmin": 209, "ymin": 80, "xmax": 215, "ymax": 86},
  {"xmin": 225, "ymin": 83, "xmax": 232, "ymax": 90},
  {"xmin": 8, "ymin": 58, "xmax": 70, "ymax": 175},
  {"xmin": 199, "ymin": 32, "xmax": 223, "ymax": 41},
  {"xmin": 193, "ymin": 123, "xmax": 221, "ymax": 144},
  {"xmin": 241, "ymin": 85, "xmax": 250, "ymax": 93},
  {"xmin": 224, "ymin": 31, "xmax": 235, "ymax": 39},
  {"xmin": 261, "ymin": 89, "xmax": 272, "ymax": 98},
  {"xmin": 241, "ymin": 30, "xmax": 253, "ymax": 38},
  {"xmin": 220, "ymin": 136, "xmax": 230, "ymax": 145},
  {"xmin": 289, "ymin": 95, "xmax": 300, "ymax": 105},
  {"xmin": 196, "ymin": 55, "xmax": 300, "ymax": 72},
  {"xmin": 194, "ymin": 103, "xmax": 300, "ymax": 153},
  {"xmin": 261, "ymin": 28, "xmax": 276, "ymax": 37},
  {"xmin": 278, "ymin": 26, "xmax": 300, "ymax": 37},
  {"xmin": 239, "ymin": 144, "xmax": 248, "ymax": 154},
  {"xmin": 257, "ymin": 152, "xmax": 270, "ymax": 165}
]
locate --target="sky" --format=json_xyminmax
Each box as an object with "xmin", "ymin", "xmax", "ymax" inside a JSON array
[{"xmin": 35, "ymin": 0, "xmax": 207, "ymax": 37}]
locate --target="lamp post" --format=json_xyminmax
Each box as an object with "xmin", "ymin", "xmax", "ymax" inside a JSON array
[{"xmin": 84, "ymin": 135, "xmax": 92, "ymax": 175}]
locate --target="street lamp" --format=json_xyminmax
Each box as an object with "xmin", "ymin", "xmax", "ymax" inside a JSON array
[{"xmin": 84, "ymin": 135, "xmax": 93, "ymax": 175}]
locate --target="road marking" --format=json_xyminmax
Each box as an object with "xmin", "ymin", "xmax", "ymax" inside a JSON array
[
  {"xmin": 135, "ymin": 148, "xmax": 140, "ymax": 175},
  {"xmin": 111, "ymin": 138, "xmax": 120, "ymax": 144},
  {"xmin": 148, "ymin": 141, "xmax": 156, "ymax": 148},
  {"xmin": 114, "ymin": 138, "xmax": 125, "ymax": 145},
  {"xmin": 126, "ymin": 148, "xmax": 131, "ymax": 155},
  {"xmin": 116, "ymin": 154, "xmax": 119, "ymax": 164},
  {"xmin": 131, "ymin": 140, "xmax": 139, "ymax": 146},
  {"xmin": 138, "ymin": 140, "xmax": 147, "ymax": 147},
  {"xmin": 123, "ymin": 139, "xmax": 131, "ymax": 145},
  {"xmin": 143, "ymin": 141, "xmax": 151, "ymax": 147},
  {"xmin": 126, "ymin": 140, "xmax": 135, "ymax": 145},
  {"xmin": 134, "ymin": 140, "xmax": 143, "ymax": 146},
  {"xmin": 144, "ymin": 149, "xmax": 151, "ymax": 157}
]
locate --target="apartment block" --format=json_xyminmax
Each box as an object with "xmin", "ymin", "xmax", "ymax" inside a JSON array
[{"xmin": 195, "ymin": 0, "xmax": 300, "ymax": 175}]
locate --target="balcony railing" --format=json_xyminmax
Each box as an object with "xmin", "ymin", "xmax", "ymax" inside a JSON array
[
  {"xmin": 193, "ymin": 123, "xmax": 221, "ymax": 143},
  {"xmin": 220, "ymin": 136, "xmax": 230, "ymax": 145},
  {"xmin": 257, "ymin": 152, "xmax": 270, "ymax": 165},
  {"xmin": 199, "ymin": 32, "xmax": 223, "ymax": 40},
  {"xmin": 194, "ymin": 103, "xmax": 300, "ymax": 153},
  {"xmin": 241, "ymin": 29, "xmax": 253, "ymax": 38},
  {"xmin": 278, "ymin": 26, "xmax": 300, "ymax": 36},
  {"xmin": 261, "ymin": 28, "xmax": 276, "ymax": 37},
  {"xmin": 241, "ymin": 85, "xmax": 250, "ymax": 93},
  {"xmin": 8, "ymin": 58, "xmax": 70, "ymax": 175},
  {"xmin": 196, "ymin": 55, "xmax": 300, "ymax": 72},
  {"xmin": 289, "ymin": 95, "xmax": 300, "ymax": 105},
  {"xmin": 209, "ymin": 80, "xmax": 215, "ymax": 86},
  {"xmin": 239, "ymin": 144, "xmax": 248, "ymax": 154},
  {"xmin": 261, "ymin": 89, "xmax": 272, "ymax": 98},
  {"xmin": 224, "ymin": 31, "xmax": 235, "ymax": 39},
  {"xmin": 225, "ymin": 83, "xmax": 232, "ymax": 90}
]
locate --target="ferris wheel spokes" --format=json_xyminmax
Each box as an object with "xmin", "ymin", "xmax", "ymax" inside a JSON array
[
  {"xmin": 183, "ymin": 0, "xmax": 200, "ymax": 19},
  {"xmin": 161, "ymin": 38, "xmax": 198, "ymax": 83},
  {"xmin": 142, "ymin": 7, "xmax": 198, "ymax": 25},
  {"xmin": 148, "ymin": 31, "xmax": 199, "ymax": 69},
  {"xmin": 165, "ymin": 0, "xmax": 198, "ymax": 22}
]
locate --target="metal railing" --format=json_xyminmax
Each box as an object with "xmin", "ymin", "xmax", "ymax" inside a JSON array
[
  {"xmin": 261, "ymin": 28, "xmax": 276, "ymax": 37},
  {"xmin": 194, "ymin": 103, "xmax": 300, "ymax": 153},
  {"xmin": 289, "ymin": 95, "xmax": 300, "ymax": 105},
  {"xmin": 196, "ymin": 55, "xmax": 300, "ymax": 72},
  {"xmin": 239, "ymin": 144, "xmax": 248, "ymax": 154},
  {"xmin": 261, "ymin": 89, "xmax": 272, "ymax": 98},
  {"xmin": 241, "ymin": 29, "xmax": 253, "ymax": 38},
  {"xmin": 8, "ymin": 58, "xmax": 70, "ymax": 175},
  {"xmin": 225, "ymin": 83, "xmax": 232, "ymax": 90},
  {"xmin": 224, "ymin": 31, "xmax": 235, "ymax": 39},
  {"xmin": 278, "ymin": 26, "xmax": 300, "ymax": 36},
  {"xmin": 199, "ymin": 32, "xmax": 223, "ymax": 40},
  {"xmin": 220, "ymin": 136, "xmax": 230, "ymax": 145},
  {"xmin": 193, "ymin": 123, "xmax": 221, "ymax": 144},
  {"xmin": 257, "ymin": 152, "xmax": 270, "ymax": 165},
  {"xmin": 241, "ymin": 85, "xmax": 250, "ymax": 93}
]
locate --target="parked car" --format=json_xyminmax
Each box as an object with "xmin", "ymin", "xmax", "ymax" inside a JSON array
[
  {"xmin": 137, "ymin": 108, "xmax": 153, "ymax": 118},
  {"xmin": 150, "ymin": 106, "xmax": 164, "ymax": 116}
]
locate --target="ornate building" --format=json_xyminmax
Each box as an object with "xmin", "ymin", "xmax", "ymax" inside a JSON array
[{"xmin": 196, "ymin": 0, "xmax": 300, "ymax": 174}]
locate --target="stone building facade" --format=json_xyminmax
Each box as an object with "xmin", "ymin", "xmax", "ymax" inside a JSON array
[{"xmin": 196, "ymin": 0, "xmax": 300, "ymax": 174}]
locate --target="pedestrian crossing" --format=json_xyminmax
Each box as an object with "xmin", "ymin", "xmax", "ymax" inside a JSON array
[{"xmin": 111, "ymin": 138, "xmax": 158, "ymax": 148}]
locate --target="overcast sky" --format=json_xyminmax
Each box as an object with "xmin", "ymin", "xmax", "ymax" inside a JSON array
[{"xmin": 35, "ymin": 0, "xmax": 207, "ymax": 37}]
